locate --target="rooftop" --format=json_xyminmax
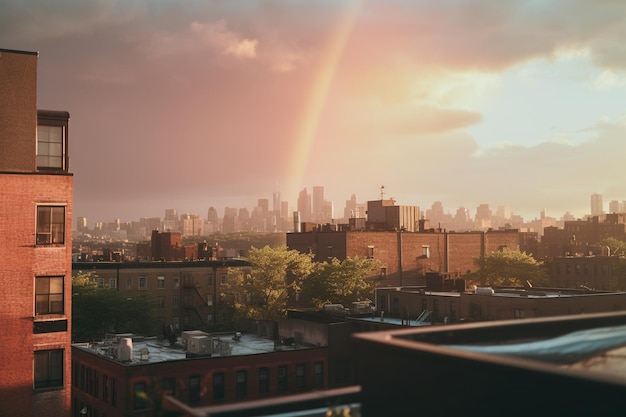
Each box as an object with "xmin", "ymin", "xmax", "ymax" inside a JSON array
[{"xmin": 73, "ymin": 330, "xmax": 316, "ymax": 365}]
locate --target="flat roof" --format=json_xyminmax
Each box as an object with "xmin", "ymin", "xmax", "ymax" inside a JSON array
[
  {"xmin": 73, "ymin": 331, "xmax": 317, "ymax": 365},
  {"xmin": 0, "ymin": 48, "xmax": 38, "ymax": 56}
]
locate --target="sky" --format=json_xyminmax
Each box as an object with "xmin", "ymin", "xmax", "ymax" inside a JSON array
[{"xmin": 3, "ymin": 0, "xmax": 626, "ymax": 224}]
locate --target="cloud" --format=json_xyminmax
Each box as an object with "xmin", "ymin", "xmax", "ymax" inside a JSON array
[
  {"xmin": 191, "ymin": 20, "xmax": 258, "ymax": 59},
  {"xmin": 4, "ymin": 0, "xmax": 626, "ymax": 223}
]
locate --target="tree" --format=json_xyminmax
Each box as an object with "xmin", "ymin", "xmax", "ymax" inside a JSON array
[
  {"xmin": 469, "ymin": 249, "xmax": 549, "ymax": 287},
  {"xmin": 220, "ymin": 246, "xmax": 314, "ymax": 325},
  {"xmin": 298, "ymin": 257, "xmax": 379, "ymax": 308},
  {"xmin": 599, "ymin": 237, "xmax": 626, "ymax": 257},
  {"xmin": 72, "ymin": 271, "xmax": 158, "ymax": 341}
]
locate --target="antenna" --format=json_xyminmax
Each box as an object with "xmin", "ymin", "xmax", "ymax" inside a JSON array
[{"xmin": 380, "ymin": 185, "xmax": 385, "ymax": 200}]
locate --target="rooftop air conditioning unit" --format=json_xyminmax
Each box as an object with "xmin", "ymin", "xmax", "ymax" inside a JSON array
[{"xmin": 188, "ymin": 335, "xmax": 212, "ymax": 355}]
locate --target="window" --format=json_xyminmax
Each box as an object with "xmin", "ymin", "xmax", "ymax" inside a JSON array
[
  {"xmin": 162, "ymin": 377, "xmax": 176, "ymax": 396},
  {"xmin": 111, "ymin": 378, "xmax": 117, "ymax": 406},
  {"xmin": 213, "ymin": 372, "xmax": 225, "ymax": 400},
  {"xmin": 96, "ymin": 277, "xmax": 104, "ymax": 288},
  {"xmin": 380, "ymin": 267, "xmax": 387, "ymax": 280},
  {"xmin": 189, "ymin": 375, "xmax": 201, "ymax": 405},
  {"xmin": 236, "ymin": 370, "xmax": 247, "ymax": 398},
  {"xmin": 133, "ymin": 382, "xmax": 148, "ymax": 410},
  {"xmin": 93, "ymin": 371, "xmax": 99, "ymax": 398},
  {"xmin": 206, "ymin": 294, "xmax": 213, "ymax": 306},
  {"xmin": 34, "ymin": 349, "xmax": 63, "ymax": 389},
  {"xmin": 173, "ymin": 295, "xmax": 179, "ymax": 307},
  {"xmin": 514, "ymin": 309, "xmax": 525, "ymax": 319},
  {"xmin": 156, "ymin": 296, "xmax": 165, "ymax": 309},
  {"xmin": 422, "ymin": 245, "xmax": 430, "ymax": 258},
  {"xmin": 36, "ymin": 206, "xmax": 65, "ymax": 245},
  {"xmin": 138, "ymin": 277, "xmax": 147, "ymax": 290},
  {"xmin": 296, "ymin": 364, "xmax": 306, "ymax": 389},
  {"xmin": 37, "ymin": 125, "xmax": 65, "ymax": 169},
  {"xmin": 102, "ymin": 375, "xmax": 109, "ymax": 402},
  {"xmin": 126, "ymin": 277, "xmax": 132, "ymax": 289},
  {"xmin": 174, "ymin": 277, "xmax": 180, "ymax": 288},
  {"xmin": 277, "ymin": 365, "xmax": 288, "ymax": 392},
  {"xmin": 35, "ymin": 276, "xmax": 64, "ymax": 315},
  {"xmin": 314, "ymin": 362, "xmax": 324, "ymax": 387},
  {"xmin": 220, "ymin": 274, "xmax": 227, "ymax": 284},
  {"xmin": 367, "ymin": 246, "xmax": 374, "ymax": 259},
  {"xmin": 258, "ymin": 367, "xmax": 270, "ymax": 395},
  {"xmin": 109, "ymin": 278, "xmax": 117, "ymax": 288},
  {"xmin": 157, "ymin": 276, "xmax": 165, "ymax": 289},
  {"xmin": 73, "ymin": 361, "xmax": 79, "ymax": 388}
]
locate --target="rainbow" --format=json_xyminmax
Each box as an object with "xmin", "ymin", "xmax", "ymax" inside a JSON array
[{"xmin": 286, "ymin": 1, "xmax": 359, "ymax": 199}]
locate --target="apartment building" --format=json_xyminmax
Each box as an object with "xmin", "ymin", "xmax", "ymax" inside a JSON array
[
  {"xmin": 72, "ymin": 260, "xmax": 250, "ymax": 331},
  {"xmin": 0, "ymin": 48, "xmax": 73, "ymax": 416},
  {"xmin": 72, "ymin": 329, "xmax": 328, "ymax": 417},
  {"xmin": 287, "ymin": 226, "xmax": 520, "ymax": 287}
]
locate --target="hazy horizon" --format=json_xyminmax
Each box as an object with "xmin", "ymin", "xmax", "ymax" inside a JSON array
[{"xmin": 3, "ymin": 1, "xmax": 625, "ymax": 224}]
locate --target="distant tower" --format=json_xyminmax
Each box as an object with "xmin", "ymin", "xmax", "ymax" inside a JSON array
[
  {"xmin": 591, "ymin": 193, "xmax": 603, "ymax": 216},
  {"xmin": 165, "ymin": 208, "xmax": 178, "ymax": 221},
  {"xmin": 297, "ymin": 188, "xmax": 312, "ymax": 222},
  {"xmin": 312, "ymin": 186, "xmax": 324, "ymax": 223},
  {"xmin": 77, "ymin": 216, "xmax": 88, "ymax": 231},
  {"xmin": 272, "ymin": 191, "xmax": 281, "ymax": 213},
  {"xmin": 608, "ymin": 200, "xmax": 623, "ymax": 214}
]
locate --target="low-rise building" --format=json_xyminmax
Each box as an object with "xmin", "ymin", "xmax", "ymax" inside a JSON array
[
  {"xmin": 72, "ymin": 329, "xmax": 328, "ymax": 417},
  {"xmin": 72, "ymin": 260, "xmax": 249, "ymax": 331},
  {"xmin": 374, "ymin": 282, "xmax": 626, "ymax": 324},
  {"xmin": 287, "ymin": 227, "xmax": 521, "ymax": 287}
]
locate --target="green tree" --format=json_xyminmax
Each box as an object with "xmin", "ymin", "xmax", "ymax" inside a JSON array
[
  {"xmin": 298, "ymin": 257, "xmax": 379, "ymax": 308},
  {"xmin": 72, "ymin": 271, "xmax": 158, "ymax": 341},
  {"xmin": 220, "ymin": 246, "xmax": 314, "ymax": 325},
  {"xmin": 599, "ymin": 237, "xmax": 626, "ymax": 257},
  {"xmin": 469, "ymin": 249, "xmax": 549, "ymax": 287}
]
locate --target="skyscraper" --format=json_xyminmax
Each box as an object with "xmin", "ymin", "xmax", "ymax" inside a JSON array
[
  {"xmin": 297, "ymin": 187, "xmax": 312, "ymax": 222},
  {"xmin": 591, "ymin": 193, "xmax": 603, "ymax": 216},
  {"xmin": 312, "ymin": 186, "xmax": 324, "ymax": 223}
]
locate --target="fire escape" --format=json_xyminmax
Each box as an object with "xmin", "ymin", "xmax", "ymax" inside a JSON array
[{"xmin": 182, "ymin": 274, "xmax": 212, "ymax": 331}]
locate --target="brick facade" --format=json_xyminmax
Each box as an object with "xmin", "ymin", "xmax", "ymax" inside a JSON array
[
  {"xmin": 287, "ymin": 229, "xmax": 521, "ymax": 287},
  {"xmin": 0, "ymin": 48, "xmax": 73, "ymax": 417}
]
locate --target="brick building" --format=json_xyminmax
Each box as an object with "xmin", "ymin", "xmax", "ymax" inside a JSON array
[
  {"xmin": 546, "ymin": 255, "xmax": 622, "ymax": 290},
  {"xmin": 0, "ymin": 48, "xmax": 73, "ymax": 416},
  {"xmin": 72, "ymin": 329, "xmax": 328, "ymax": 417},
  {"xmin": 540, "ymin": 214, "xmax": 626, "ymax": 259},
  {"xmin": 374, "ymin": 283, "xmax": 626, "ymax": 324},
  {"xmin": 73, "ymin": 260, "xmax": 250, "ymax": 331},
  {"xmin": 287, "ymin": 226, "xmax": 520, "ymax": 287}
]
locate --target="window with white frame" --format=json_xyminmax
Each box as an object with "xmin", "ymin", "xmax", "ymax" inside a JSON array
[
  {"xmin": 157, "ymin": 276, "xmax": 165, "ymax": 289},
  {"xmin": 138, "ymin": 277, "xmax": 147, "ymax": 290},
  {"xmin": 37, "ymin": 125, "xmax": 65, "ymax": 170}
]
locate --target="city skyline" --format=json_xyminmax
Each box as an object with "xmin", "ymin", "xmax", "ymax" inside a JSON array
[
  {"xmin": 3, "ymin": 1, "xmax": 626, "ymax": 223},
  {"xmin": 79, "ymin": 188, "xmax": 626, "ymax": 232}
]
